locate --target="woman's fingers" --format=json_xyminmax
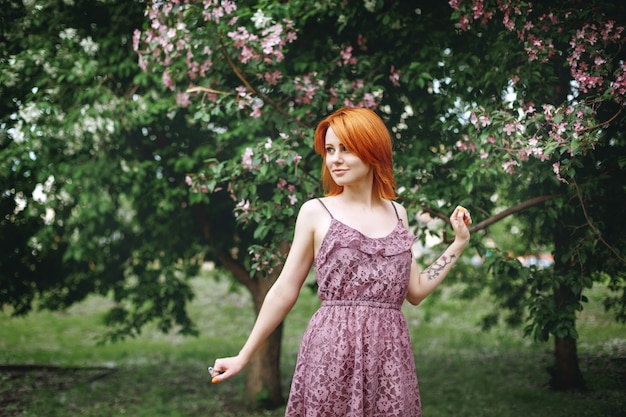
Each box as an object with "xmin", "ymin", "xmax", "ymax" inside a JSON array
[{"xmin": 457, "ymin": 206, "xmax": 472, "ymax": 226}]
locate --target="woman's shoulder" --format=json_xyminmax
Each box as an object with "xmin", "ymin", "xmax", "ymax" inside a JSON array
[
  {"xmin": 297, "ymin": 198, "xmax": 328, "ymax": 218},
  {"xmin": 294, "ymin": 198, "xmax": 333, "ymax": 236},
  {"xmin": 390, "ymin": 199, "xmax": 407, "ymax": 213}
]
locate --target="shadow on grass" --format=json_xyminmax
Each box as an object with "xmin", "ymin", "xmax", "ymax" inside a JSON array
[
  {"xmin": 1, "ymin": 365, "xmax": 117, "ymax": 415},
  {"xmin": 2, "ymin": 352, "xmax": 625, "ymax": 417}
]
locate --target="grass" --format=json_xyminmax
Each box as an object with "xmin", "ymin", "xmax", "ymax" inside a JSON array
[{"xmin": 1, "ymin": 271, "xmax": 624, "ymax": 417}]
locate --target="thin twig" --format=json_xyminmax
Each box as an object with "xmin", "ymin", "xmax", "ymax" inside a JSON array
[
  {"xmin": 572, "ymin": 178, "xmax": 626, "ymax": 264},
  {"xmin": 217, "ymin": 36, "xmax": 311, "ymax": 129},
  {"xmin": 186, "ymin": 86, "xmax": 233, "ymax": 96},
  {"xmin": 578, "ymin": 106, "xmax": 623, "ymax": 132}
]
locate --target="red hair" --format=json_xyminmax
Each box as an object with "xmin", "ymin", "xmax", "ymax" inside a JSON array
[{"xmin": 314, "ymin": 107, "xmax": 396, "ymax": 199}]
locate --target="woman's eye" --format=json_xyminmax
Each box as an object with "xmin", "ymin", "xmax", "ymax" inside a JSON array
[{"xmin": 325, "ymin": 147, "xmax": 334, "ymax": 154}]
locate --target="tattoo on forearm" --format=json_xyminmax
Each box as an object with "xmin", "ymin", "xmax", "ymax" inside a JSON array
[{"xmin": 424, "ymin": 254, "xmax": 456, "ymax": 281}]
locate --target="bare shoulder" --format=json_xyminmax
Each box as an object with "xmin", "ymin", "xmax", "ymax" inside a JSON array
[
  {"xmin": 295, "ymin": 198, "xmax": 330, "ymax": 229},
  {"xmin": 298, "ymin": 198, "xmax": 327, "ymax": 218},
  {"xmin": 297, "ymin": 198, "xmax": 333, "ymax": 254}
]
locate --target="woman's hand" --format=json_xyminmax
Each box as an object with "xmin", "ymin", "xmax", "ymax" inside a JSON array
[
  {"xmin": 451, "ymin": 206, "xmax": 471, "ymax": 244},
  {"xmin": 209, "ymin": 355, "xmax": 247, "ymax": 384}
]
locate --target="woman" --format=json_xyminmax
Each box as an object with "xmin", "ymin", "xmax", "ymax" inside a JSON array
[{"xmin": 210, "ymin": 107, "xmax": 471, "ymax": 416}]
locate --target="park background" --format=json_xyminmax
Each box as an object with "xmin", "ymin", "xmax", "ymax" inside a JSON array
[{"xmin": 1, "ymin": 0, "xmax": 625, "ymax": 416}]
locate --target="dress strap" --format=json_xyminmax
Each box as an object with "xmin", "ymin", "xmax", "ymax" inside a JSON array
[
  {"xmin": 317, "ymin": 198, "xmax": 334, "ymax": 219},
  {"xmin": 390, "ymin": 201, "xmax": 401, "ymax": 221}
]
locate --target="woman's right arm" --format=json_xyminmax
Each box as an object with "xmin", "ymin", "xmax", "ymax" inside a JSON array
[{"xmin": 209, "ymin": 200, "xmax": 318, "ymax": 383}]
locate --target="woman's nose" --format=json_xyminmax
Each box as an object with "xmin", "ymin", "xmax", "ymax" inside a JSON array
[{"xmin": 330, "ymin": 150, "xmax": 343, "ymax": 163}]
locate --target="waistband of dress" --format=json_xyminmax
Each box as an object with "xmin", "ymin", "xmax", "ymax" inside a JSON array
[{"xmin": 321, "ymin": 300, "xmax": 401, "ymax": 310}]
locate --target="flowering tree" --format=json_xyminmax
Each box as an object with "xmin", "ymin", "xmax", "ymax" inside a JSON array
[
  {"xmin": 135, "ymin": 0, "xmax": 626, "ymax": 395},
  {"xmin": 3, "ymin": 0, "xmax": 625, "ymax": 408},
  {"xmin": 445, "ymin": 0, "xmax": 626, "ymax": 389},
  {"xmin": 0, "ymin": 1, "xmax": 215, "ymax": 341}
]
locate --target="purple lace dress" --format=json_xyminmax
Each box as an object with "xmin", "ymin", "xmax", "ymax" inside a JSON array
[{"xmin": 285, "ymin": 200, "xmax": 421, "ymax": 417}]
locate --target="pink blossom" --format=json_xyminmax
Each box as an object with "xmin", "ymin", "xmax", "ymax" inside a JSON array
[
  {"xmin": 542, "ymin": 104, "xmax": 554, "ymax": 118},
  {"xmin": 503, "ymin": 11, "xmax": 514, "ymax": 31},
  {"xmin": 283, "ymin": 30, "xmax": 297, "ymax": 44},
  {"xmin": 472, "ymin": 0, "xmax": 486, "ymax": 20},
  {"xmin": 261, "ymin": 24, "xmax": 283, "ymax": 54},
  {"xmin": 610, "ymin": 62, "xmax": 626, "ymax": 101},
  {"xmin": 502, "ymin": 159, "xmax": 519, "ymax": 174},
  {"xmin": 339, "ymin": 45, "xmax": 357, "ymax": 66},
  {"xmin": 503, "ymin": 123, "xmax": 516, "ymax": 135},
  {"xmin": 552, "ymin": 162, "xmax": 568, "ymax": 183},
  {"xmin": 294, "ymin": 73, "xmax": 320, "ymax": 104},
  {"xmin": 262, "ymin": 70, "xmax": 283, "ymax": 85},
  {"xmin": 529, "ymin": 146, "xmax": 544, "ymax": 158},
  {"xmin": 242, "ymin": 147, "xmax": 254, "ymax": 170},
  {"xmin": 456, "ymin": 140, "xmax": 468, "ymax": 151},
  {"xmin": 237, "ymin": 199, "xmax": 250, "ymax": 213},
  {"xmin": 162, "ymin": 71, "xmax": 174, "ymax": 90},
  {"xmin": 470, "ymin": 112, "xmax": 478, "ymax": 127},
  {"xmin": 250, "ymin": 100, "xmax": 263, "ymax": 118},
  {"xmin": 222, "ymin": 0, "xmax": 237, "ymax": 14},
  {"xmin": 358, "ymin": 93, "xmax": 378, "ymax": 109},
  {"xmin": 389, "ymin": 65, "xmax": 400, "ymax": 87},
  {"xmin": 459, "ymin": 15, "xmax": 471, "ymax": 31},
  {"xmin": 594, "ymin": 56, "xmax": 606, "ymax": 67},
  {"xmin": 553, "ymin": 122, "xmax": 567, "ymax": 135},
  {"xmin": 132, "ymin": 29, "xmax": 141, "ymax": 52},
  {"xmin": 277, "ymin": 178, "xmax": 287, "ymax": 189},
  {"xmin": 176, "ymin": 91, "xmax": 191, "ymax": 107},
  {"xmin": 185, "ymin": 176, "xmax": 193, "ymax": 186},
  {"xmin": 357, "ymin": 34, "xmax": 368, "ymax": 49},
  {"xmin": 288, "ymin": 194, "xmax": 298, "ymax": 205}
]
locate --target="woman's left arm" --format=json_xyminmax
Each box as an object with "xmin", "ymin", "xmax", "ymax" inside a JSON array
[{"xmin": 404, "ymin": 205, "xmax": 471, "ymax": 306}]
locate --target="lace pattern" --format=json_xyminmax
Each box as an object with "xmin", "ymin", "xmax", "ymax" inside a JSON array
[{"xmin": 286, "ymin": 219, "xmax": 421, "ymax": 417}]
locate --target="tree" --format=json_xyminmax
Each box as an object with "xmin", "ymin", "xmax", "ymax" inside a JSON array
[
  {"xmin": 136, "ymin": 0, "xmax": 625, "ymax": 396},
  {"xmin": 0, "ymin": 0, "xmax": 215, "ymax": 340},
  {"xmin": 3, "ymin": 0, "xmax": 625, "ymax": 409},
  {"xmin": 446, "ymin": 0, "xmax": 626, "ymax": 389}
]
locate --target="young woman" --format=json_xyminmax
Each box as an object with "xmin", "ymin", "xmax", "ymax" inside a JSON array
[{"xmin": 210, "ymin": 107, "xmax": 471, "ymax": 416}]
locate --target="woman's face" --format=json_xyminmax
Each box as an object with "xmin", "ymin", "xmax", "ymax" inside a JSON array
[{"xmin": 324, "ymin": 127, "xmax": 372, "ymax": 187}]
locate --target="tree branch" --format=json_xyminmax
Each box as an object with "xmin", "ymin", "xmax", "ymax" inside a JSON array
[
  {"xmin": 421, "ymin": 195, "xmax": 554, "ymax": 235},
  {"xmin": 578, "ymin": 106, "xmax": 623, "ymax": 133},
  {"xmin": 217, "ymin": 36, "xmax": 311, "ymax": 129},
  {"xmin": 193, "ymin": 205, "xmax": 258, "ymax": 293},
  {"xmin": 212, "ymin": 247, "xmax": 258, "ymax": 294}
]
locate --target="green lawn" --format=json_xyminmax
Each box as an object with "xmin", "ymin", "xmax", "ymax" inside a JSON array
[{"xmin": 1, "ymin": 272, "xmax": 624, "ymax": 417}]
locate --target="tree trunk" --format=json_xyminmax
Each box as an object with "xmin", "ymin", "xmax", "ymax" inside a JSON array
[
  {"xmin": 200, "ymin": 211, "xmax": 288, "ymax": 408},
  {"xmin": 551, "ymin": 335, "xmax": 585, "ymax": 390},
  {"xmin": 244, "ymin": 269, "xmax": 285, "ymax": 407},
  {"xmin": 551, "ymin": 222, "xmax": 586, "ymax": 390}
]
